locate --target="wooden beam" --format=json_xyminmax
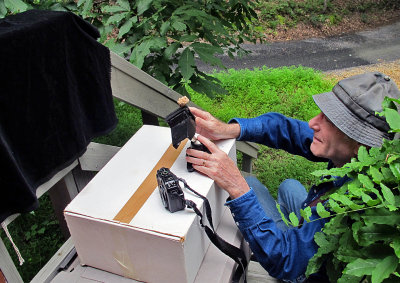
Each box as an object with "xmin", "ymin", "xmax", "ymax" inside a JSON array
[
  {"xmin": 236, "ymin": 141, "xmax": 259, "ymax": 159},
  {"xmin": 0, "ymin": 238, "xmax": 23, "ymax": 283}
]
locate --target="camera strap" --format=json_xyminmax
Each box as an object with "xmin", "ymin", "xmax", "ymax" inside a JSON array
[{"xmin": 175, "ymin": 175, "xmax": 248, "ymax": 283}]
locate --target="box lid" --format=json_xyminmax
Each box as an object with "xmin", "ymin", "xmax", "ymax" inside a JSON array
[{"xmin": 65, "ymin": 125, "xmax": 234, "ymax": 239}]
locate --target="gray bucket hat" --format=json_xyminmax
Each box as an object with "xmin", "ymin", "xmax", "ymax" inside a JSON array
[{"xmin": 313, "ymin": 72, "xmax": 400, "ymax": 148}]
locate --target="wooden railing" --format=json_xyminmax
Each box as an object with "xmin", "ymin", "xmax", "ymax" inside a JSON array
[{"xmin": 0, "ymin": 51, "xmax": 258, "ymax": 283}]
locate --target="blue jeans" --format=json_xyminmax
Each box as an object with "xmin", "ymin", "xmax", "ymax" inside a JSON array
[{"xmin": 245, "ymin": 176, "xmax": 307, "ymax": 231}]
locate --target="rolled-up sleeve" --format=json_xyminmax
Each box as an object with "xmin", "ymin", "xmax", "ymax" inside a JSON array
[{"xmin": 229, "ymin": 113, "xmax": 326, "ymax": 162}]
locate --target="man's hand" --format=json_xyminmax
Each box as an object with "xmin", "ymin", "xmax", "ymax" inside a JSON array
[
  {"xmin": 189, "ymin": 107, "xmax": 241, "ymax": 141},
  {"xmin": 186, "ymin": 135, "xmax": 250, "ymax": 199}
]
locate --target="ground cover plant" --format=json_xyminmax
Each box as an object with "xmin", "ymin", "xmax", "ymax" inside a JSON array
[{"xmin": 1, "ymin": 66, "xmax": 331, "ymax": 281}]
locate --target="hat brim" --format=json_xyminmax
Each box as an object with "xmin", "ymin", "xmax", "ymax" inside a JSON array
[{"xmin": 313, "ymin": 92, "xmax": 389, "ymax": 147}]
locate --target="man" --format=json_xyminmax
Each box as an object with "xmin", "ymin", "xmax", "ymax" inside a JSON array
[{"xmin": 185, "ymin": 72, "xmax": 400, "ymax": 282}]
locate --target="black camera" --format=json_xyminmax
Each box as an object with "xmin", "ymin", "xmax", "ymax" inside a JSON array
[
  {"xmin": 165, "ymin": 106, "xmax": 196, "ymax": 149},
  {"xmin": 165, "ymin": 105, "xmax": 210, "ymax": 172},
  {"xmin": 187, "ymin": 140, "xmax": 211, "ymax": 172},
  {"xmin": 156, "ymin": 167, "xmax": 186, "ymax": 213}
]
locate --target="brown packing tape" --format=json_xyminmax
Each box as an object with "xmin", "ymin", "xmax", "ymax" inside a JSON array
[{"xmin": 113, "ymin": 139, "xmax": 188, "ymax": 223}]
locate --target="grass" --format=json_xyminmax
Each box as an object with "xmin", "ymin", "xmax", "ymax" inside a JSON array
[{"xmin": 1, "ymin": 66, "xmax": 335, "ymax": 281}]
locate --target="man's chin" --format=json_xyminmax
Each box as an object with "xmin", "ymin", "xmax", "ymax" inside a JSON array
[{"xmin": 310, "ymin": 143, "xmax": 322, "ymax": 158}]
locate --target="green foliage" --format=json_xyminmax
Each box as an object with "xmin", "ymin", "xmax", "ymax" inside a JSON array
[
  {"xmin": 94, "ymin": 99, "xmax": 143, "ymax": 147},
  {"xmin": 284, "ymin": 97, "xmax": 400, "ymax": 282},
  {"xmin": 1, "ymin": 0, "xmax": 261, "ymax": 97}
]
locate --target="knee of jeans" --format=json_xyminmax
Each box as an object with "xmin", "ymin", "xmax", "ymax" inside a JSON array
[
  {"xmin": 244, "ymin": 176, "xmax": 261, "ymax": 188},
  {"xmin": 278, "ymin": 179, "xmax": 302, "ymax": 195}
]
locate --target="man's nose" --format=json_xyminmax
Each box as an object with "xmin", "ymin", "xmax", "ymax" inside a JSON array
[{"xmin": 309, "ymin": 112, "xmax": 323, "ymax": 130}]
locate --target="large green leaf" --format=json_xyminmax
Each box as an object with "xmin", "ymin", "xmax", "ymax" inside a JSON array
[
  {"xmin": 380, "ymin": 183, "xmax": 396, "ymax": 207},
  {"xmin": 343, "ymin": 258, "xmax": 380, "ymax": 276},
  {"xmin": 370, "ymin": 165, "xmax": 384, "ymax": 184},
  {"xmin": 361, "ymin": 207, "xmax": 400, "ymax": 226},
  {"xmin": 178, "ymin": 48, "xmax": 195, "ymax": 80},
  {"xmin": 102, "ymin": 5, "xmax": 128, "ymax": 13},
  {"xmin": 389, "ymin": 163, "xmax": 400, "ymax": 180},
  {"xmin": 300, "ymin": 206, "xmax": 312, "ymax": 222},
  {"xmin": 160, "ymin": 21, "xmax": 170, "ymax": 36},
  {"xmin": 137, "ymin": 0, "xmax": 153, "ymax": 15},
  {"xmin": 0, "ymin": 0, "xmax": 7, "ymax": 18},
  {"xmin": 118, "ymin": 17, "xmax": 137, "ymax": 38},
  {"xmin": 330, "ymin": 193, "xmax": 364, "ymax": 210},
  {"xmin": 117, "ymin": 0, "xmax": 130, "ymax": 11},
  {"xmin": 106, "ymin": 12, "xmax": 129, "ymax": 25},
  {"xmin": 358, "ymin": 174, "xmax": 375, "ymax": 190},
  {"xmin": 314, "ymin": 232, "xmax": 337, "ymax": 254},
  {"xmin": 164, "ymin": 42, "xmax": 180, "ymax": 59},
  {"xmin": 289, "ymin": 212, "xmax": 299, "ymax": 227},
  {"xmin": 390, "ymin": 237, "xmax": 400, "ymax": 259},
  {"xmin": 276, "ymin": 203, "xmax": 289, "ymax": 226},
  {"xmin": 172, "ymin": 21, "xmax": 186, "ymax": 31},
  {"xmin": 358, "ymin": 224, "xmax": 398, "ymax": 246},
  {"xmin": 371, "ymin": 255, "xmax": 398, "ymax": 283},
  {"xmin": 316, "ymin": 202, "xmax": 330, "ymax": 218},
  {"xmin": 192, "ymin": 43, "xmax": 224, "ymax": 68},
  {"xmin": 383, "ymin": 108, "xmax": 400, "ymax": 131},
  {"xmin": 4, "ymin": 0, "xmax": 28, "ymax": 13},
  {"xmin": 130, "ymin": 37, "xmax": 166, "ymax": 68}
]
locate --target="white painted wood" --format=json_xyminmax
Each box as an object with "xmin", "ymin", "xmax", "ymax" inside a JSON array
[
  {"xmin": 36, "ymin": 160, "xmax": 79, "ymax": 199},
  {"xmin": 31, "ymin": 238, "xmax": 75, "ymax": 283},
  {"xmin": 0, "ymin": 237, "xmax": 23, "ymax": 283},
  {"xmin": 78, "ymin": 142, "xmax": 120, "ymax": 172}
]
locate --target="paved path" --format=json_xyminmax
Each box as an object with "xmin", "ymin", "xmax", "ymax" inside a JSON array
[{"xmin": 198, "ymin": 21, "xmax": 400, "ymax": 73}]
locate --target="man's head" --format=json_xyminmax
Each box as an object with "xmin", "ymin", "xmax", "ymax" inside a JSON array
[
  {"xmin": 313, "ymin": 72, "xmax": 400, "ymax": 148},
  {"xmin": 309, "ymin": 72, "xmax": 400, "ymax": 166}
]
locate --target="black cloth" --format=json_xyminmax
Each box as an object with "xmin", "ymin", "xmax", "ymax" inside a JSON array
[{"xmin": 0, "ymin": 10, "xmax": 117, "ymax": 223}]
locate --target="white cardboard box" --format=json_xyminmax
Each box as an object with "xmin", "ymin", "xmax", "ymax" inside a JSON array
[{"xmin": 64, "ymin": 125, "xmax": 236, "ymax": 283}]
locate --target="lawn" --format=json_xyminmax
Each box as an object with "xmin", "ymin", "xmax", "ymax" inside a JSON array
[{"xmin": 1, "ymin": 66, "xmax": 334, "ymax": 281}]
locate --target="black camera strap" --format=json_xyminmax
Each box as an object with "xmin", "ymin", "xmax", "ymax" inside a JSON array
[{"xmin": 175, "ymin": 176, "xmax": 248, "ymax": 283}]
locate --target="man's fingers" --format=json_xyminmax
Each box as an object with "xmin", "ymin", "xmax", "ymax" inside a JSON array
[
  {"xmin": 196, "ymin": 135, "xmax": 218, "ymax": 153},
  {"xmin": 189, "ymin": 107, "xmax": 210, "ymax": 120}
]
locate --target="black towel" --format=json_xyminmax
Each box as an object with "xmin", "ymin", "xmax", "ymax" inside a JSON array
[{"xmin": 0, "ymin": 10, "xmax": 118, "ymax": 223}]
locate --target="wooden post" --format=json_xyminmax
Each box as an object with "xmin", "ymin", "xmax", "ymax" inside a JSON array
[
  {"xmin": 242, "ymin": 153, "xmax": 253, "ymax": 174},
  {"xmin": 48, "ymin": 171, "xmax": 80, "ymax": 239}
]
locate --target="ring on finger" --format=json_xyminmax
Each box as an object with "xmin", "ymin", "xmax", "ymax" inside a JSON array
[{"xmin": 202, "ymin": 160, "xmax": 206, "ymax": 166}]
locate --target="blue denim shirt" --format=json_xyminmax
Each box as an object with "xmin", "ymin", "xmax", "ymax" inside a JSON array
[{"xmin": 226, "ymin": 113, "xmax": 348, "ymax": 281}]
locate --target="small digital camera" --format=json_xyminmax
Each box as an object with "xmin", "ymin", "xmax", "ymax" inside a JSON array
[
  {"xmin": 156, "ymin": 167, "xmax": 186, "ymax": 213},
  {"xmin": 187, "ymin": 140, "xmax": 211, "ymax": 172}
]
